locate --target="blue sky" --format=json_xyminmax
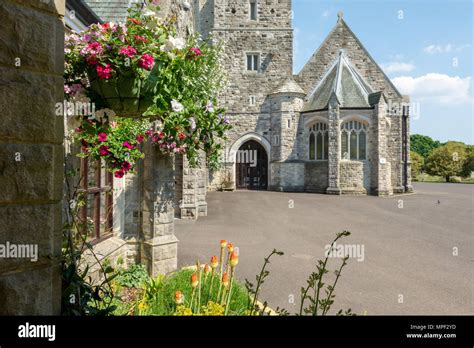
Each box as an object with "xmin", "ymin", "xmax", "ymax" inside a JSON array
[{"xmin": 292, "ymin": 0, "xmax": 473, "ymax": 144}]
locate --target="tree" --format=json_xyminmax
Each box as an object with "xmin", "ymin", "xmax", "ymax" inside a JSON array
[
  {"xmin": 410, "ymin": 151, "xmax": 424, "ymax": 179},
  {"xmin": 425, "ymin": 142, "xmax": 467, "ymax": 182},
  {"xmin": 461, "ymin": 146, "xmax": 474, "ymax": 178},
  {"xmin": 410, "ymin": 134, "xmax": 441, "ymax": 159}
]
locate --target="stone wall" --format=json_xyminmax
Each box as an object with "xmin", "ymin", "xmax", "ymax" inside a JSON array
[
  {"xmin": 305, "ymin": 161, "xmax": 328, "ymax": 193},
  {"xmin": 0, "ymin": 0, "xmax": 64, "ymax": 314},
  {"xmin": 340, "ymin": 161, "xmax": 370, "ymax": 194}
]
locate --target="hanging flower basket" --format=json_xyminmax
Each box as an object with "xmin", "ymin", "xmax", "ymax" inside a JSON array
[
  {"xmin": 88, "ymin": 69, "xmax": 157, "ymax": 117},
  {"xmin": 64, "ymin": 1, "xmax": 232, "ymax": 169}
]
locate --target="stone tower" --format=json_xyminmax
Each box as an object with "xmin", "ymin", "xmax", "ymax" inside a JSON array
[{"xmin": 201, "ymin": 0, "xmax": 296, "ymax": 189}]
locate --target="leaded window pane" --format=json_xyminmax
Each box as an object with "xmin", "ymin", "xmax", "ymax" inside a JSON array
[
  {"xmin": 309, "ymin": 133, "xmax": 315, "ymax": 160},
  {"xmin": 324, "ymin": 131, "xmax": 329, "ymax": 159},
  {"xmin": 316, "ymin": 133, "xmax": 323, "ymax": 160},
  {"xmin": 359, "ymin": 131, "xmax": 366, "ymax": 160},
  {"xmin": 341, "ymin": 131, "xmax": 348, "ymax": 159},
  {"xmin": 350, "ymin": 132, "xmax": 357, "ymax": 160}
]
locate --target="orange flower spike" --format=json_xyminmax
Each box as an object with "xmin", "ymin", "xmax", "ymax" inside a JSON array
[
  {"xmin": 191, "ymin": 273, "xmax": 199, "ymax": 289},
  {"xmin": 204, "ymin": 264, "xmax": 211, "ymax": 274},
  {"xmin": 220, "ymin": 240, "xmax": 227, "ymax": 249},
  {"xmin": 230, "ymin": 251, "xmax": 239, "ymax": 268},
  {"xmin": 227, "ymin": 243, "xmax": 234, "ymax": 253},
  {"xmin": 175, "ymin": 290, "xmax": 184, "ymax": 305},
  {"xmin": 222, "ymin": 272, "xmax": 229, "ymax": 287},
  {"xmin": 210, "ymin": 255, "xmax": 218, "ymax": 269}
]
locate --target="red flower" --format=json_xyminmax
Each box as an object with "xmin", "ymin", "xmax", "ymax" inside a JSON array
[
  {"xmin": 75, "ymin": 127, "xmax": 82, "ymax": 133},
  {"xmin": 98, "ymin": 133, "xmax": 107, "ymax": 142},
  {"xmin": 189, "ymin": 47, "xmax": 202, "ymax": 56},
  {"xmin": 178, "ymin": 132, "xmax": 186, "ymax": 140},
  {"xmin": 136, "ymin": 134, "xmax": 145, "ymax": 143},
  {"xmin": 127, "ymin": 18, "xmax": 142, "ymax": 25},
  {"xmin": 138, "ymin": 54, "xmax": 155, "ymax": 70},
  {"xmin": 123, "ymin": 141, "xmax": 134, "ymax": 149},
  {"xmin": 86, "ymin": 56, "xmax": 98, "ymax": 65},
  {"xmin": 145, "ymin": 130, "xmax": 153, "ymax": 137},
  {"xmin": 96, "ymin": 64, "xmax": 112, "ymax": 79},
  {"xmin": 99, "ymin": 145, "xmax": 109, "ymax": 156},
  {"xmin": 134, "ymin": 35, "xmax": 148, "ymax": 43},
  {"xmin": 122, "ymin": 161, "xmax": 132, "ymax": 171},
  {"xmin": 80, "ymin": 139, "xmax": 89, "ymax": 147},
  {"xmin": 119, "ymin": 45, "xmax": 137, "ymax": 57},
  {"xmin": 114, "ymin": 169, "xmax": 125, "ymax": 178}
]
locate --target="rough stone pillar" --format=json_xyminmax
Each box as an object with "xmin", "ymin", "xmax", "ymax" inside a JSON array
[
  {"xmin": 326, "ymin": 93, "xmax": 341, "ymax": 195},
  {"xmin": 0, "ymin": 0, "xmax": 64, "ymax": 314},
  {"xmin": 141, "ymin": 142, "xmax": 178, "ymax": 276}
]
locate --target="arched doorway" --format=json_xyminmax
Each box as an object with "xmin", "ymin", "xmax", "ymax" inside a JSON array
[{"xmin": 236, "ymin": 140, "xmax": 268, "ymax": 190}]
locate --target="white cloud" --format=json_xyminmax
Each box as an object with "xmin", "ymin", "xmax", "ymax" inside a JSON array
[
  {"xmin": 392, "ymin": 73, "xmax": 472, "ymax": 105},
  {"xmin": 322, "ymin": 10, "xmax": 330, "ymax": 17},
  {"xmin": 423, "ymin": 44, "xmax": 471, "ymax": 54},
  {"xmin": 381, "ymin": 62, "xmax": 416, "ymax": 74}
]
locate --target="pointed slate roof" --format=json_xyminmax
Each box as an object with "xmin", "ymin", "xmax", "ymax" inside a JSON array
[
  {"xmin": 303, "ymin": 50, "xmax": 373, "ymax": 111},
  {"xmin": 270, "ymin": 77, "xmax": 305, "ymax": 95}
]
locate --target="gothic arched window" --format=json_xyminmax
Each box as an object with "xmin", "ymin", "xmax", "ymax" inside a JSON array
[
  {"xmin": 340, "ymin": 120, "xmax": 368, "ymax": 160},
  {"xmin": 308, "ymin": 122, "xmax": 328, "ymax": 160}
]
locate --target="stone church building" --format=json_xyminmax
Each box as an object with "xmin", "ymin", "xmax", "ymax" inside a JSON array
[{"xmin": 202, "ymin": 1, "xmax": 413, "ymax": 196}]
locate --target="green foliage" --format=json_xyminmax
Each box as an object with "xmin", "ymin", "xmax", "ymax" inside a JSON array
[
  {"xmin": 410, "ymin": 151, "xmax": 424, "ymax": 179},
  {"xmin": 425, "ymin": 141, "xmax": 467, "ymax": 181},
  {"xmin": 115, "ymin": 264, "xmax": 149, "ymax": 288},
  {"xmin": 298, "ymin": 231, "xmax": 354, "ymax": 316},
  {"xmin": 410, "ymin": 134, "xmax": 441, "ymax": 159},
  {"xmin": 461, "ymin": 146, "xmax": 474, "ymax": 178},
  {"xmin": 245, "ymin": 249, "xmax": 284, "ymax": 316}
]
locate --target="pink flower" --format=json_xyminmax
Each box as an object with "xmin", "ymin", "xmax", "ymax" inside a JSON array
[
  {"xmin": 96, "ymin": 64, "xmax": 112, "ymax": 79},
  {"xmin": 122, "ymin": 161, "xmax": 132, "ymax": 171},
  {"xmin": 99, "ymin": 145, "xmax": 109, "ymax": 156},
  {"xmin": 134, "ymin": 35, "xmax": 148, "ymax": 43},
  {"xmin": 119, "ymin": 46, "xmax": 137, "ymax": 57},
  {"xmin": 98, "ymin": 133, "xmax": 107, "ymax": 142},
  {"xmin": 114, "ymin": 169, "xmax": 125, "ymax": 178},
  {"xmin": 87, "ymin": 56, "xmax": 98, "ymax": 65},
  {"xmin": 138, "ymin": 54, "xmax": 155, "ymax": 70},
  {"xmin": 123, "ymin": 141, "xmax": 134, "ymax": 149},
  {"xmin": 189, "ymin": 47, "xmax": 202, "ymax": 56},
  {"xmin": 136, "ymin": 134, "xmax": 145, "ymax": 143}
]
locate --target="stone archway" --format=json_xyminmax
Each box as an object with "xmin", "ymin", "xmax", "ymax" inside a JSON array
[
  {"xmin": 236, "ymin": 140, "xmax": 268, "ymax": 190},
  {"xmin": 228, "ymin": 133, "xmax": 271, "ymax": 191}
]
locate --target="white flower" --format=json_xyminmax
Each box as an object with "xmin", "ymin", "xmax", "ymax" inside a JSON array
[
  {"xmin": 142, "ymin": 9, "xmax": 156, "ymax": 17},
  {"xmin": 161, "ymin": 36, "xmax": 186, "ymax": 52},
  {"xmin": 171, "ymin": 100, "xmax": 184, "ymax": 112},
  {"xmin": 205, "ymin": 101, "xmax": 214, "ymax": 113}
]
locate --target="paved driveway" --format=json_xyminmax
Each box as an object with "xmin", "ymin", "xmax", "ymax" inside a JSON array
[{"xmin": 175, "ymin": 183, "xmax": 473, "ymax": 315}]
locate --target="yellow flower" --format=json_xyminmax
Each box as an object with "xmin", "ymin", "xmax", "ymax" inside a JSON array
[
  {"xmin": 220, "ymin": 240, "xmax": 227, "ymax": 248},
  {"xmin": 222, "ymin": 272, "xmax": 229, "ymax": 287},
  {"xmin": 230, "ymin": 251, "xmax": 239, "ymax": 268}
]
